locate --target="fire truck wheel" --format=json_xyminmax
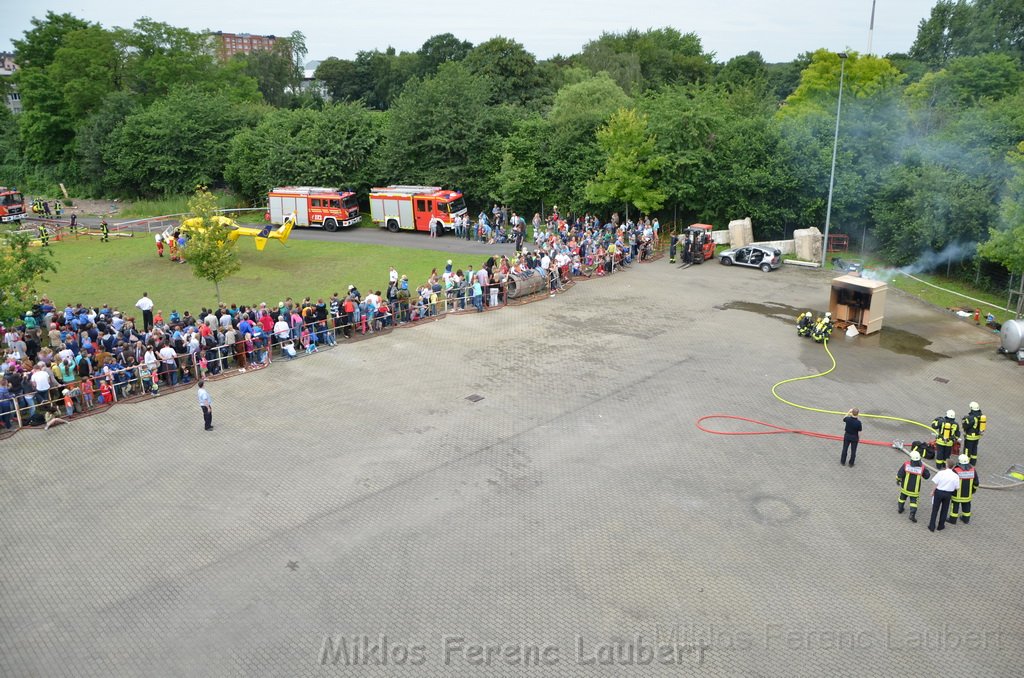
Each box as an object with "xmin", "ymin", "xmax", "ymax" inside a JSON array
[
  {"xmin": 323, "ymin": 218, "xmax": 338, "ymax": 232},
  {"xmin": 387, "ymin": 219, "xmax": 399, "ymax": 233},
  {"xmin": 433, "ymin": 222, "xmax": 443, "ymax": 237}
]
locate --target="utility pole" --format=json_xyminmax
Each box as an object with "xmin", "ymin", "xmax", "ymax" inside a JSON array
[
  {"xmin": 867, "ymin": 0, "xmax": 877, "ymax": 55},
  {"xmin": 821, "ymin": 53, "xmax": 848, "ymax": 268}
]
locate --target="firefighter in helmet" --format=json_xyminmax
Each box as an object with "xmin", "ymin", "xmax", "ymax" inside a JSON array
[
  {"xmin": 38, "ymin": 224, "xmax": 49, "ymax": 247},
  {"xmin": 948, "ymin": 454, "xmax": 979, "ymax": 525},
  {"xmin": 796, "ymin": 311, "xmax": 814, "ymax": 337},
  {"xmin": 961, "ymin": 402, "xmax": 986, "ymax": 466},
  {"xmin": 812, "ymin": 312, "xmax": 833, "ymax": 343},
  {"xmin": 100, "ymin": 218, "xmax": 110, "ymax": 242},
  {"xmin": 897, "ymin": 449, "xmax": 931, "ymax": 522},
  {"xmin": 931, "ymin": 409, "xmax": 961, "ymax": 469}
]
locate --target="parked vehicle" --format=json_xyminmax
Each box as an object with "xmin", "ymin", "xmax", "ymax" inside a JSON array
[
  {"xmin": 0, "ymin": 186, "xmax": 25, "ymax": 223},
  {"xmin": 719, "ymin": 245, "xmax": 782, "ymax": 272},
  {"xmin": 267, "ymin": 186, "xmax": 360, "ymax": 232},
  {"xmin": 369, "ymin": 185, "xmax": 467, "ymax": 234}
]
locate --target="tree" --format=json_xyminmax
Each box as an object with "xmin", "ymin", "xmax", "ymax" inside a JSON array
[
  {"xmin": 380, "ymin": 62, "xmax": 515, "ymax": 200},
  {"xmin": 11, "ymin": 11, "xmax": 92, "ymax": 69},
  {"xmin": 580, "ymin": 28, "xmax": 714, "ymax": 94},
  {"xmin": 49, "ymin": 26, "xmax": 121, "ymax": 120},
  {"xmin": 0, "ymin": 231, "xmax": 58, "ymax": 324},
  {"xmin": 492, "ymin": 116, "xmax": 551, "ymax": 212},
  {"xmin": 236, "ymin": 44, "xmax": 295, "ymax": 107},
  {"xmin": 104, "ymin": 86, "xmax": 263, "ymax": 196},
  {"xmin": 225, "ymin": 103, "xmax": 384, "ymax": 202},
  {"xmin": 417, "ymin": 33, "xmax": 472, "ymax": 76},
  {"xmin": 12, "ymin": 12, "xmax": 95, "ymax": 163},
  {"xmin": 184, "ymin": 188, "xmax": 240, "ymax": 303},
  {"xmin": 715, "ymin": 51, "xmax": 769, "ymax": 92},
  {"xmin": 463, "ymin": 37, "xmax": 544, "ymax": 105},
  {"xmin": 585, "ymin": 108, "xmax": 666, "ymax": 215},
  {"xmin": 906, "ymin": 53, "xmax": 1023, "ymax": 112},
  {"xmin": 979, "ymin": 142, "xmax": 1024, "ymax": 295},
  {"xmin": 910, "ymin": 0, "xmax": 1024, "ymax": 67},
  {"xmin": 545, "ymin": 73, "xmax": 633, "ymax": 208},
  {"xmin": 314, "ymin": 57, "xmax": 362, "ymax": 102}
]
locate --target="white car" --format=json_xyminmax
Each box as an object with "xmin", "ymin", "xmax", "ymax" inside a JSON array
[{"xmin": 719, "ymin": 245, "xmax": 782, "ymax": 272}]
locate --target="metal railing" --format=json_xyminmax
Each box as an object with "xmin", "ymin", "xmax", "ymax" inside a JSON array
[{"xmin": 1, "ymin": 239, "xmax": 665, "ymax": 437}]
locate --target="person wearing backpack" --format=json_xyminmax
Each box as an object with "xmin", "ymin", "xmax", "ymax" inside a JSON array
[{"xmin": 961, "ymin": 402, "xmax": 986, "ymax": 466}]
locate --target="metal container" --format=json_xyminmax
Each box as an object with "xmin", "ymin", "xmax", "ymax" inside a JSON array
[
  {"xmin": 1000, "ymin": 319, "xmax": 1024, "ymax": 353},
  {"xmin": 506, "ymin": 269, "xmax": 549, "ymax": 299}
]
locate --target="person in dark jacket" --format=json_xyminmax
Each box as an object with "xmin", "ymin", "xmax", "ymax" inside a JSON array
[{"xmin": 840, "ymin": 408, "xmax": 863, "ymax": 467}]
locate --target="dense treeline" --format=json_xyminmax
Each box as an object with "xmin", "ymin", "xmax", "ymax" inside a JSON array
[{"xmin": 1, "ymin": 2, "xmax": 1023, "ymax": 278}]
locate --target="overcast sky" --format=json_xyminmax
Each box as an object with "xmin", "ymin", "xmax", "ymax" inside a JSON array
[{"xmin": 4, "ymin": 1, "xmax": 937, "ymax": 64}]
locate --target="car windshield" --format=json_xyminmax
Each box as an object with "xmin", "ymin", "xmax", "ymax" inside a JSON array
[{"xmin": 445, "ymin": 197, "xmax": 466, "ymax": 214}]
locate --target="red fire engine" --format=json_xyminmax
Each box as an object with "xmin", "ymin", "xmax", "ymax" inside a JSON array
[
  {"xmin": 369, "ymin": 185, "xmax": 467, "ymax": 234},
  {"xmin": 267, "ymin": 186, "xmax": 360, "ymax": 232},
  {"xmin": 0, "ymin": 186, "xmax": 26, "ymax": 223}
]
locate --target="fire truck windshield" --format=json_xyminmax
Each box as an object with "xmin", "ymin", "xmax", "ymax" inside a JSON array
[
  {"xmin": 1, "ymin": 192, "xmax": 23, "ymax": 206},
  {"xmin": 342, "ymin": 195, "xmax": 359, "ymax": 210},
  {"xmin": 444, "ymin": 197, "xmax": 466, "ymax": 214}
]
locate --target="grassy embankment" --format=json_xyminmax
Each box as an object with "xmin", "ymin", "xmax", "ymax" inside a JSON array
[{"xmin": 39, "ymin": 235, "xmax": 478, "ymax": 315}]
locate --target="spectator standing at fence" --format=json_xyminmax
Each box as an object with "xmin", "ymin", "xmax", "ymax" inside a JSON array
[
  {"xmin": 197, "ymin": 379, "xmax": 213, "ymax": 431},
  {"xmin": 135, "ymin": 293, "xmax": 154, "ymax": 332}
]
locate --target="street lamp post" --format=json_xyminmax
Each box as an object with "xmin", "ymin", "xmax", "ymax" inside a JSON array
[{"xmin": 821, "ymin": 52, "xmax": 848, "ymax": 268}]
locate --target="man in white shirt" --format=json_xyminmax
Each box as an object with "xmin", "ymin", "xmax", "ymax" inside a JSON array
[
  {"xmin": 197, "ymin": 379, "xmax": 213, "ymax": 431},
  {"xmin": 135, "ymin": 292, "xmax": 154, "ymax": 331},
  {"xmin": 928, "ymin": 466, "xmax": 960, "ymax": 532},
  {"xmin": 158, "ymin": 344, "xmax": 178, "ymax": 386}
]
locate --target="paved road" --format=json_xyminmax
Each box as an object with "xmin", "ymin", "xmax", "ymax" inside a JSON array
[
  {"xmin": 2, "ymin": 260, "xmax": 1022, "ymax": 677},
  {"xmin": 26, "ymin": 214, "xmax": 519, "ymax": 257}
]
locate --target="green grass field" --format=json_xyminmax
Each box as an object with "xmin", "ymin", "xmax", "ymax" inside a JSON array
[{"xmin": 38, "ymin": 234, "xmax": 483, "ymax": 316}]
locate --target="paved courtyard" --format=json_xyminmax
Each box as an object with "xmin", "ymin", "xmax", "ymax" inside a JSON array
[{"xmin": 2, "ymin": 260, "xmax": 1022, "ymax": 677}]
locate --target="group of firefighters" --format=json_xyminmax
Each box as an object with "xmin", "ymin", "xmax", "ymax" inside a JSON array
[
  {"xmin": 795, "ymin": 310, "xmax": 989, "ymax": 529},
  {"xmin": 34, "ymin": 217, "xmax": 109, "ymax": 247},
  {"xmin": 899, "ymin": 402, "xmax": 985, "ymax": 530},
  {"xmin": 795, "ymin": 310, "xmax": 834, "ymax": 343}
]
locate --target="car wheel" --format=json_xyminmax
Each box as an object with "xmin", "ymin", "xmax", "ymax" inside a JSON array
[
  {"xmin": 387, "ymin": 219, "xmax": 399, "ymax": 233},
  {"xmin": 323, "ymin": 218, "xmax": 338, "ymax": 232},
  {"xmin": 760, "ymin": 263, "xmax": 772, "ymax": 272},
  {"xmin": 720, "ymin": 256, "xmax": 732, "ymax": 266}
]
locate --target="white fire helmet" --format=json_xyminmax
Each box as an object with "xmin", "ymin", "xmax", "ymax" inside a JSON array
[
  {"xmin": 825, "ymin": 312, "xmax": 832, "ymax": 318},
  {"xmin": 946, "ymin": 410, "xmax": 955, "ymax": 419},
  {"xmin": 958, "ymin": 454, "xmax": 970, "ymax": 465},
  {"xmin": 805, "ymin": 311, "xmax": 812, "ymax": 318},
  {"xmin": 909, "ymin": 451, "xmax": 921, "ymax": 462},
  {"xmin": 969, "ymin": 402, "xmax": 979, "ymax": 411}
]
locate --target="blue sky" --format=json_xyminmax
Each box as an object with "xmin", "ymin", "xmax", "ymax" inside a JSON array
[{"xmin": 5, "ymin": 1, "xmax": 938, "ymax": 64}]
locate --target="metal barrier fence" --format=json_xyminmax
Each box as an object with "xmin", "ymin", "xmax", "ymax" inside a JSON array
[{"xmin": 0, "ymin": 240, "xmax": 664, "ymax": 437}]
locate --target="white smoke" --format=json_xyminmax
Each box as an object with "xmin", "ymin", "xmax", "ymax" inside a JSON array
[{"xmin": 862, "ymin": 241, "xmax": 978, "ymax": 283}]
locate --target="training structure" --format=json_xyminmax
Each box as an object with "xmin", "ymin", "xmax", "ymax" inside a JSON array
[{"xmin": 828, "ymin": 274, "xmax": 887, "ymax": 335}]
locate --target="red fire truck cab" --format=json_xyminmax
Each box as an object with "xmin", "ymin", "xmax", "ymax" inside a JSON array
[
  {"xmin": 369, "ymin": 185, "xmax": 467, "ymax": 234},
  {"xmin": 0, "ymin": 186, "xmax": 26, "ymax": 223},
  {"xmin": 267, "ymin": 186, "xmax": 360, "ymax": 232}
]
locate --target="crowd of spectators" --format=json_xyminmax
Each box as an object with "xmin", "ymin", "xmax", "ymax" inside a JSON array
[{"xmin": 0, "ymin": 211, "xmax": 661, "ymax": 433}]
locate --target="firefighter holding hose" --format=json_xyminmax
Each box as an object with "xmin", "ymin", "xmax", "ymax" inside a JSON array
[{"xmin": 931, "ymin": 410, "xmax": 960, "ymax": 470}]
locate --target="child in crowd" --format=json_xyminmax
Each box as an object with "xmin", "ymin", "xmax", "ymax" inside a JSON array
[{"xmin": 81, "ymin": 378, "xmax": 94, "ymax": 409}]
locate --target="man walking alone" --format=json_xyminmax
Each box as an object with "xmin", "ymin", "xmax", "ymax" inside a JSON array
[{"xmin": 197, "ymin": 379, "xmax": 213, "ymax": 431}]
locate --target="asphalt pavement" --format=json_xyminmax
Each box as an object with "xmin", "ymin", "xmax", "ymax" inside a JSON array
[{"xmin": 2, "ymin": 256, "xmax": 1022, "ymax": 677}]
